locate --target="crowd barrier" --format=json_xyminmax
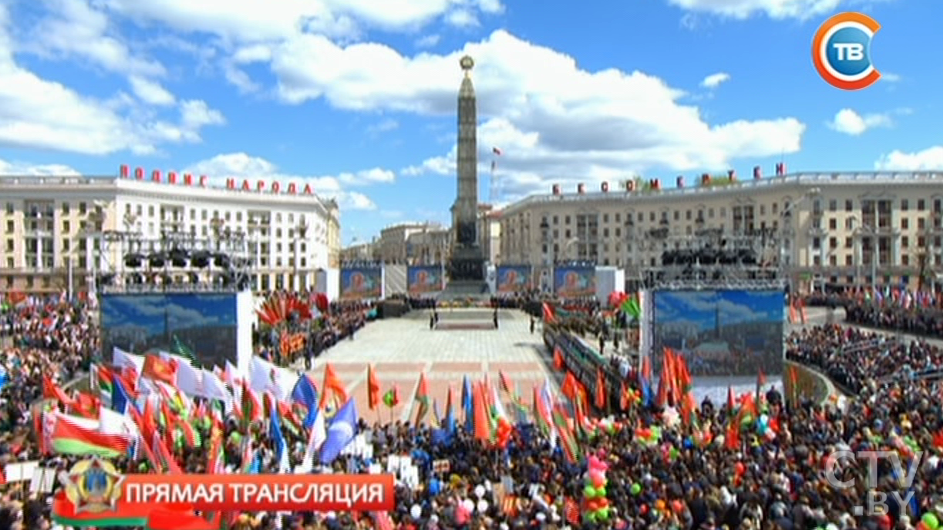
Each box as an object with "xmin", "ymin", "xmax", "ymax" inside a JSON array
[
  {"xmin": 543, "ymin": 329, "xmax": 625, "ymax": 410},
  {"xmin": 784, "ymin": 361, "xmax": 832, "ymax": 405},
  {"xmin": 547, "ymin": 329, "xmax": 836, "ymax": 408}
]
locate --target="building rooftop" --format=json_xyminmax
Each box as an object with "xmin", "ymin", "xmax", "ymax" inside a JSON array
[
  {"xmin": 0, "ymin": 173, "xmax": 339, "ymax": 216},
  {"xmin": 498, "ymin": 171, "xmax": 943, "ymax": 215}
]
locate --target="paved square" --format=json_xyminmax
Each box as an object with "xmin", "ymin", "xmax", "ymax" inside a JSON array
[{"xmin": 295, "ymin": 310, "xmax": 554, "ymax": 423}]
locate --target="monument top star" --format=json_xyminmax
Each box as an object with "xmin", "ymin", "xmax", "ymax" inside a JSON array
[{"xmin": 460, "ymin": 55, "xmax": 474, "ymax": 72}]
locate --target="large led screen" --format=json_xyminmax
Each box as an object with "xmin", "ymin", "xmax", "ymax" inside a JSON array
[
  {"xmin": 101, "ymin": 293, "xmax": 238, "ymax": 369},
  {"xmin": 651, "ymin": 289, "xmax": 784, "ymax": 377}
]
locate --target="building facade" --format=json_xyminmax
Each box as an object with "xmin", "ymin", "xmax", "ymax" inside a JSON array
[
  {"xmin": 497, "ymin": 170, "xmax": 943, "ymax": 290},
  {"xmin": 377, "ymin": 222, "xmax": 443, "ymax": 264},
  {"xmin": 406, "ymin": 228, "xmax": 451, "ymax": 265},
  {"xmin": 0, "ymin": 170, "xmax": 341, "ymax": 294},
  {"xmin": 339, "ymin": 239, "xmax": 380, "ymax": 263},
  {"xmin": 478, "ymin": 205, "xmax": 501, "ymax": 265}
]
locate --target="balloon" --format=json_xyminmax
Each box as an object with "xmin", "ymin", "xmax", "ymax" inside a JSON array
[
  {"xmin": 586, "ymin": 512, "xmax": 598, "ymax": 523},
  {"xmin": 655, "ymin": 499, "xmax": 666, "ymax": 511},
  {"xmin": 916, "ymin": 522, "xmax": 930, "ymax": 530},
  {"xmin": 597, "ymin": 507, "xmax": 610, "ymax": 521},
  {"xmin": 587, "ymin": 499, "xmax": 600, "ymax": 511},
  {"xmin": 598, "ymin": 498, "xmax": 609, "ymax": 508},
  {"xmin": 474, "ymin": 485, "xmax": 485, "ymax": 499},
  {"xmin": 477, "ymin": 500, "xmax": 488, "ymax": 513},
  {"xmin": 589, "ymin": 470, "xmax": 605, "ymax": 488},
  {"xmin": 596, "ymin": 486, "xmax": 607, "ymax": 497},
  {"xmin": 924, "ymin": 514, "xmax": 940, "ymax": 530},
  {"xmin": 462, "ymin": 499, "xmax": 475, "ymax": 513},
  {"xmin": 735, "ymin": 462, "xmax": 746, "ymax": 475},
  {"xmin": 640, "ymin": 504, "xmax": 649, "ymax": 515},
  {"xmin": 584, "ymin": 485, "xmax": 597, "ymax": 498},
  {"xmin": 410, "ymin": 505, "xmax": 421, "ymax": 519},
  {"xmin": 630, "ymin": 483, "xmax": 642, "ymax": 495}
]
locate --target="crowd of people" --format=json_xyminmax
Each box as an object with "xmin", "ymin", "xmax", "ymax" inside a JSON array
[
  {"xmin": 5, "ymin": 287, "xmax": 943, "ymax": 530},
  {"xmin": 803, "ymin": 289, "xmax": 943, "ymax": 340},
  {"xmin": 0, "ymin": 294, "xmax": 99, "ymax": 528}
]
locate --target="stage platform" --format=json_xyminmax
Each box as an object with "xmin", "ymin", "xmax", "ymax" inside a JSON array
[{"xmin": 435, "ymin": 307, "xmax": 495, "ymax": 330}]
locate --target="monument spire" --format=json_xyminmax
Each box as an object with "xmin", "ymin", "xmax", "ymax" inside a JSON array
[{"xmin": 441, "ymin": 55, "xmax": 488, "ymax": 297}]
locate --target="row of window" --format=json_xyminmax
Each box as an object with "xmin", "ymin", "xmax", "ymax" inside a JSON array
[
  {"xmin": 122, "ymin": 203, "xmax": 318, "ymax": 228},
  {"xmin": 522, "ymin": 197, "xmax": 943, "ymax": 230}
]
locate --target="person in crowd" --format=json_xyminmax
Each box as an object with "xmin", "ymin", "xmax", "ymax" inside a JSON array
[{"xmin": 11, "ymin": 287, "xmax": 943, "ymax": 530}]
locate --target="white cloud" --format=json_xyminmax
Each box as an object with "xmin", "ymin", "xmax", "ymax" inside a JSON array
[
  {"xmin": 828, "ymin": 108, "xmax": 891, "ymax": 136},
  {"xmin": 4, "ymin": 0, "xmax": 802, "ymax": 199},
  {"xmin": 0, "ymin": 2, "xmax": 225, "ymax": 155},
  {"xmin": 97, "ymin": 0, "xmax": 503, "ymax": 43},
  {"xmin": 184, "ymin": 153, "xmax": 383, "ymax": 210},
  {"xmin": 367, "ymin": 118, "xmax": 399, "ymax": 135},
  {"xmin": 701, "ymin": 72, "xmax": 730, "ymax": 89},
  {"xmin": 23, "ymin": 0, "xmax": 164, "ymax": 77},
  {"xmin": 180, "ymin": 100, "xmax": 225, "ymax": 129},
  {"xmin": 882, "ymin": 72, "xmax": 902, "ymax": 83},
  {"xmin": 0, "ymin": 158, "xmax": 80, "ymax": 176},
  {"xmin": 446, "ymin": 10, "xmax": 479, "ymax": 27},
  {"xmin": 129, "ymin": 76, "xmax": 176, "ymax": 106},
  {"xmin": 666, "ymin": 0, "xmax": 844, "ymax": 20},
  {"xmin": 875, "ymin": 146, "xmax": 943, "ymax": 171},
  {"xmin": 416, "ymin": 34, "xmax": 441, "ymax": 48}
]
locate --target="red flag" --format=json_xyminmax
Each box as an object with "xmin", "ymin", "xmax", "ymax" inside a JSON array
[
  {"xmin": 560, "ymin": 372, "xmax": 586, "ymax": 405},
  {"xmin": 594, "ymin": 368, "xmax": 606, "ymax": 410},
  {"xmin": 552, "ymin": 346, "xmax": 564, "ymax": 371},
  {"xmin": 541, "ymin": 302, "xmax": 555, "ymax": 323},
  {"xmin": 724, "ymin": 420, "xmax": 740, "ymax": 450},
  {"xmin": 142, "ymin": 355, "xmax": 178, "ymax": 386},
  {"xmin": 71, "ymin": 392, "xmax": 100, "ymax": 418},
  {"xmin": 564, "ymin": 497, "xmax": 580, "ymax": 524},
  {"xmin": 933, "ymin": 430, "xmax": 943, "ymax": 449},
  {"xmin": 320, "ymin": 363, "xmax": 349, "ymax": 411},
  {"xmin": 367, "ymin": 364, "xmax": 381, "ymax": 411},
  {"xmin": 473, "ymin": 382, "xmax": 492, "ymax": 444},
  {"xmin": 43, "ymin": 375, "xmax": 74, "ymax": 406},
  {"xmin": 413, "ymin": 373, "xmax": 430, "ymax": 427},
  {"xmin": 499, "ymin": 371, "xmax": 514, "ymax": 396}
]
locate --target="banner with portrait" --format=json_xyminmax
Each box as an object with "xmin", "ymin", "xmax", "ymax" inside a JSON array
[
  {"xmin": 340, "ymin": 267, "xmax": 383, "ymax": 300},
  {"xmin": 407, "ymin": 265, "xmax": 444, "ymax": 294},
  {"xmin": 496, "ymin": 265, "xmax": 533, "ymax": 294},
  {"xmin": 553, "ymin": 266, "xmax": 596, "ymax": 298}
]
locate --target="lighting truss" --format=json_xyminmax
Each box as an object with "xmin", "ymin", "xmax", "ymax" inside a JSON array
[{"xmin": 97, "ymin": 229, "xmax": 256, "ymax": 294}]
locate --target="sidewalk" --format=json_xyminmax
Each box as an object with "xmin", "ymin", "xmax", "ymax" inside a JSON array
[{"xmin": 293, "ymin": 310, "xmax": 553, "ymax": 423}]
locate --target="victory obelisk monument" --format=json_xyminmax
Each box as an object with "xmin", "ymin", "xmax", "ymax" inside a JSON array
[{"xmin": 441, "ymin": 55, "xmax": 489, "ymax": 299}]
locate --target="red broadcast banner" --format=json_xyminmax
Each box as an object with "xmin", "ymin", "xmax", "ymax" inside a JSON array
[
  {"xmin": 54, "ymin": 471, "xmax": 395, "ymax": 526},
  {"xmin": 123, "ymin": 474, "xmax": 396, "ymax": 511}
]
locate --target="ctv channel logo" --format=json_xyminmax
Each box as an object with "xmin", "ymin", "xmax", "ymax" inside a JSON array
[{"xmin": 812, "ymin": 12, "xmax": 881, "ymax": 90}]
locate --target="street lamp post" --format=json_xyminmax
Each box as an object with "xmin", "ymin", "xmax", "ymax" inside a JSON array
[
  {"xmin": 849, "ymin": 217, "xmax": 877, "ymax": 286},
  {"xmin": 778, "ymin": 187, "xmax": 821, "ymax": 288},
  {"xmin": 295, "ymin": 220, "xmax": 308, "ymax": 291}
]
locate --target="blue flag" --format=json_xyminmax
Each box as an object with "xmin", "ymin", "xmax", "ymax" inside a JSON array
[
  {"xmin": 462, "ymin": 376, "xmax": 473, "ymax": 433},
  {"xmin": 291, "ymin": 375, "xmax": 320, "ymax": 428},
  {"xmin": 111, "ymin": 376, "xmax": 133, "ymax": 414},
  {"xmin": 320, "ymin": 399, "xmax": 358, "ymax": 465},
  {"xmin": 270, "ymin": 397, "xmax": 288, "ymax": 469},
  {"xmin": 444, "ymin": 402, "xmax": 456, "ymax": 434}
]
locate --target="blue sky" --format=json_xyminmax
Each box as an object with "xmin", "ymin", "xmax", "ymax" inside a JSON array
[
  {"xmin": 0, "ymin": 0, "xmax": 939, "ymax": 245},
  {"xmin": 101, "ymin": 294, "xmax": 236, "ymax": 336},
  {"xmin": 654, "ymin": 290, "xmax": 784, "ymax": 331}
]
